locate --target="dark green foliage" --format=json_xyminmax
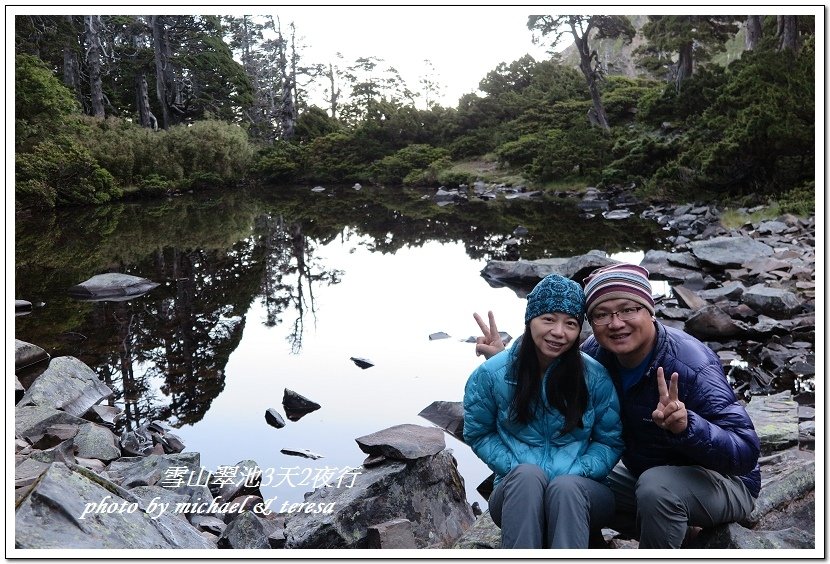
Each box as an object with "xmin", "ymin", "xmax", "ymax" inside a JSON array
[
  {"xmin": 253, "ymin": 141, "xmax": 306, "ymax": 183},
  {"xmin": 294, "ymin": 106, "xmax": 343, "ymax": 143},
  {"xmin": 135, "ymin": 174, "xmax": 175, "ymax": 198},
  {"xmin": 16, "ymin": 136, "xmax": 121, "ymax": 208},
  {"xmin": 302, "ymin": 132, "xmax": 366, "ymax": 183},
  {"xmin": 369, "ymin": 144, "xmax": 451, "ymax": 186},
  {"xmin": 528, "ymin": 128, "xmax": 611, "ymax": 182},
  {"xmin": 776, "ymin": 181, "xmax": 814, "ymax": 216},
  {"xmin": 15, "ymin": 54, "xmax": 81, "ymax": 151}
]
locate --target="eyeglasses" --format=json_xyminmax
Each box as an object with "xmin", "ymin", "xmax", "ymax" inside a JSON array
[{"xmin": 590, "ymin": 306, "xmax": 645, "ymax": 326}]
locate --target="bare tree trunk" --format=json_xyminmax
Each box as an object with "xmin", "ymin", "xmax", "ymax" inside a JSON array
[
  {"xmin": 150, "ymin": 15, "xmax": 171, "ymax": 129},
  {"xmin": 571, "ymin": 21, "xmax": 610, "ymax": 132},
  {"xmin": 745, "ymin": 15, "xmax": 763, "ymax": 51},
  {"xmin": 328, "ymin": 63, "xmax": 339, "ymax": 119},
  {"xmin": 675, "ymin": 40, "xmax": 694, "ymax": 93},
  {"xmin": 62, "ymin": 16, "xmax": 82, "ymax": 105},
  {"xmin": 277, "ymin": 25, "xmax": 295, "ymax": 140},
  {"xmin": 84, "ymin": 15, "xmax": 105, "ymax": 118},
  {"xmin": 136, "ymin": 74, "xmax": 157, "ymax": 129},
  {"xmin": 777, "ymin": 15, "xmax": 798, "ymax": 51}
]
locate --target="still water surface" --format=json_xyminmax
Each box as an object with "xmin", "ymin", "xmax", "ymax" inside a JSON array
[{"xmin": 14, "ymin": 185, "xmax": 668, "ymax": 508}]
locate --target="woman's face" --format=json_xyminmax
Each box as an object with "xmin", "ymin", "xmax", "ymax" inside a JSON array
[{"xmin": 529, "ymin": 312, "xmax": 581, "ymax": 369}]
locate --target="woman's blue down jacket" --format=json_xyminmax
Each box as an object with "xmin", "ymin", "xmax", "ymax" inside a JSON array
[{"xmin": 463, "ymin": 345, "xmax": 624, "ymax": 487}]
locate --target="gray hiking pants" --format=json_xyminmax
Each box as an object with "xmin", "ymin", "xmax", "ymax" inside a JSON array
[
  {"xmin": 489, "ymin": 464, "xmax": 615, "ymax": 548},
  {"xmin": 606, "ymin": 462, "xmax": 756, "ymax": 548}
]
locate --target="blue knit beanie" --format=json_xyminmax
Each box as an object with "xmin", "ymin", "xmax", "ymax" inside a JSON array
[{"xmin": 525, "ymin": 274, "xmax": 585, "ymax": 324}]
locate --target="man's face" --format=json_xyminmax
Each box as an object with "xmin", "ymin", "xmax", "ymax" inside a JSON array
[{"xmin": 589, "ymin": 297, "xmax": 657, "ymax": 368}]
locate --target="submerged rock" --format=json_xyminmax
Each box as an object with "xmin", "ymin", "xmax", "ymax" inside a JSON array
[
  {"xmin": 265, "ymin": 408, "xmax": 286, "ymax": 429},
  {"xmin": 67, "ymin": 272, "xmax": 159, "ymax": 301},
  {"xmin": 282, "ymin": 389, "xmax": 321, "ymax": 421},
  {"xmin": 349, "ymin": 357, "xmax": 374, "ymax": 369}
]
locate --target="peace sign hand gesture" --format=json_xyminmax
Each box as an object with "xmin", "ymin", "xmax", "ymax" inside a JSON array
[
  {"xmin": 473, "ymin": 311, "xmax": 506, "ymax": 360},
  {"xmin": 652, "ymin": 367, "xmax": 688, "ymax": 434}
]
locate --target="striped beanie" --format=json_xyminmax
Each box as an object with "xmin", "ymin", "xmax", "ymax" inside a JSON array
[
  {"xmin": 582, "ymin": 263, "xmax": 655, "ymax": 318},
  {"xmin": 525, "ymin": 274, "xmax": 585, "ymax": 324}
]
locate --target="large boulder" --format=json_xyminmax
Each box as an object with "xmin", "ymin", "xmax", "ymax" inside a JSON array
[
  {"xmin": 284, "ymin": 449, "xmax": 474, "ymax": 548},
  {"xmin": 15, "ymin": 339, "xmax": 50, "ymax": 373},
  {"xmin": 689, "ymin": 237, "xmax": 774, "ymax": 268},
  {"xmin": 67, "ymin": 272, "xmax": 159, "ymax": 301},
  {"xmin": 17, "ymin": 356, "xmax": 113, "ymax": 417},
  {"xmin": 15, "ymin": 462, "xmax": 215, "ymax": 549},
  {"xmin": 741, "ymin": 284, "xmax": 803, "ymax": 319}
]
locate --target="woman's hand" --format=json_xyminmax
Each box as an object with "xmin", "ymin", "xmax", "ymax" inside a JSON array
[{"xmin": 473, "ymin": 310, "xmax": 506, "ymax": 359}]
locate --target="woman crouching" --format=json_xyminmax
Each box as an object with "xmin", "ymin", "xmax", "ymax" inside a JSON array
[{"xmin": 463, "ymin": 273, "xmax": 623, "ymax": 548}]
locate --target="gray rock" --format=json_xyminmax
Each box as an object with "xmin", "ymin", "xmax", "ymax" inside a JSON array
[
  {"xmin": 742, "ymin": 284, "xmax": 802, "ymax": 319},
  {"xmin": 355, "ymin": 424, "xmax": 446, "ymax": 461},
  {"xmin": 685, "ymin": 305, "xmax": 747, "ymax": 339},
  {"xmin": 284, "ymin": 449, "xmax": 474, "ymax": 549},
  {"xmin": 603, "ymin": 209, "xmax": 633, "ymax": 220},
  {"xmin": 15, "ymin": 457, "xmax": 52, "ymax": 488},
  {"xmin": 74, "ymin": 423, "xmax": 122, "ymax": 462},
  {"xmin": 192, "ymin": 514, "xmax": 227, "ymax": 535},
  {"xmin": 16, "ymin": 405, "xmax": 87, "ymax": 439},
  {"xmin": 212, "ymin": 459, "xmax": 262, "ymax": 503},
  {"xmin": 15, "ymin": 339, "xmax": 50, "ymax": 372},
  {"xmin": 67, "ymin": 272, "xmax": 160, "ymax": 301},
  {"xmin": 219, "ymin": 511, "xmax": 273, "ymax": 549},
  {"xmin": 429, "ymin": 331, "xmax": 451, "ymax": 340},
  {"xmin": 105, "ymin": 452, "xmax": 202, "ymax": 491},
  {"xmin": 282, "ymin": 389, "xmax": 321, "ymax": 420},
  {"xmin": 699, "ymin": 281, "xmax": 746, "ymax": 302},
  {"xmin": 672, "ymin": 285, "xmax": 708, "ymax": 310},
  {"xmin": 640, "ymin": 251, "xmax": 697, "ymax": 282},
  {"xmin": 417, "ymin": 401, "xmax": 465, "ymax": 443},
  {"xmin": 689, "ymin": 236, "xmax": 774, "ymax": 268},
  {"xmin": 280, "ymin": 448, "xmax": 324, "ymax": 460},
  {"xmin": 350, "ymin": 357, "xmax": 374, "ymax": 369},
  {"xmin": 749, "ymin": 452, "xmax": 814, "ymax": 525},
  {"xmin": 367, "ymin": 517, "xmax": 418, "ymax": 548},
  {"xmin": 265, "ymin": 408, "xmax": 286, "ymax": 429},
  {"xmin": 746, "ymin": 392, "xmax": 799, "ymax": 455},
  {"xmin": 83, "ymin": 404, "xmax": 124, "ymax": 427},
  {"xmin": 17, "ymin": 356, "xmax": 113, "ymax": 417},
  {"xmin": 15, "ymin": 462, "xmax": 215, "ymax": 549},
  {"xmin": 452, "ymin": 511, "xmax": 501, "ymax": 549},
  {"xmin": 119, "ymin": 426, "xmax": 155, "ymax": 457},
  {"xmin": 689, "ymin": 522, "xmax": 814, "ymax": 549}
]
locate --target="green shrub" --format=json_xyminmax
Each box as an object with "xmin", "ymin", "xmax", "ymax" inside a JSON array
[
  {"xmin": 252, "ymin": 141, "xmax": 305, "ymax": 183},
  {"xmin": 437, "ymin": 169, "xmax": 474, "ymax": 187},
  {"xmin": 775, "ymin": 181, "xmax": 815, "ymax": 216},
  {"xmin": 303, "ymin": 132, "xmax": 366, "ymax": 183},
  {"xmin": 16, "ymin": 136, "xmax": 122, "ymax": 208},
  {"xmin": 369, "ymin": 144, "xmax": 451, "ymax": 185},
  {"xmin": 163, "ymin": 120, "xmax": 254, "ymax": 186},
  {"xmin": 134, "ymin": 174, "xmax": 175, "ymax": 198}
]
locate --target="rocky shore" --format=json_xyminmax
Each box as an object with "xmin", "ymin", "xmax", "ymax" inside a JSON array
[{"xmin": 15, "ymin": 187, "xmax": 817, "ymax": 551}]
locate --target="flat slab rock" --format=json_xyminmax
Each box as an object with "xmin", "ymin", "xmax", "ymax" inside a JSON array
[
  {"xmin": 355, "ymin": 424, "xmax": 445, "ymax": 461},
  {"xmin": 67, "ymin": 272, "xmax": 160, "ymax": 301}
]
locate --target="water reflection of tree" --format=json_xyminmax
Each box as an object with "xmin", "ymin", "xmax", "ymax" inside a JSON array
[{"xmin": 258, "ymin": 214, "xmax": 343, "ymax": 354}]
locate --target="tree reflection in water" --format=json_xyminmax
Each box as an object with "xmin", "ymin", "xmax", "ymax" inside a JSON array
[{"xmin": 14, "ymin": 185, "xmax": 666, "ymax": 436}]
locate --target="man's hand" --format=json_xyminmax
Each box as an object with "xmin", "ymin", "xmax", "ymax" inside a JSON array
[
  {"xmin": 473, "ymin": 311, "xmax": 506, "ymax": 360},
  {"xmin": 652, "ymin": 367, "xmax": 688, "ymax": 434}
]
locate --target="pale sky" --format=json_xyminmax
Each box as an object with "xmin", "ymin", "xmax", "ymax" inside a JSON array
[{"xmin": 248, "ymin": 6, "xmax": 562, "ymax": 108}]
